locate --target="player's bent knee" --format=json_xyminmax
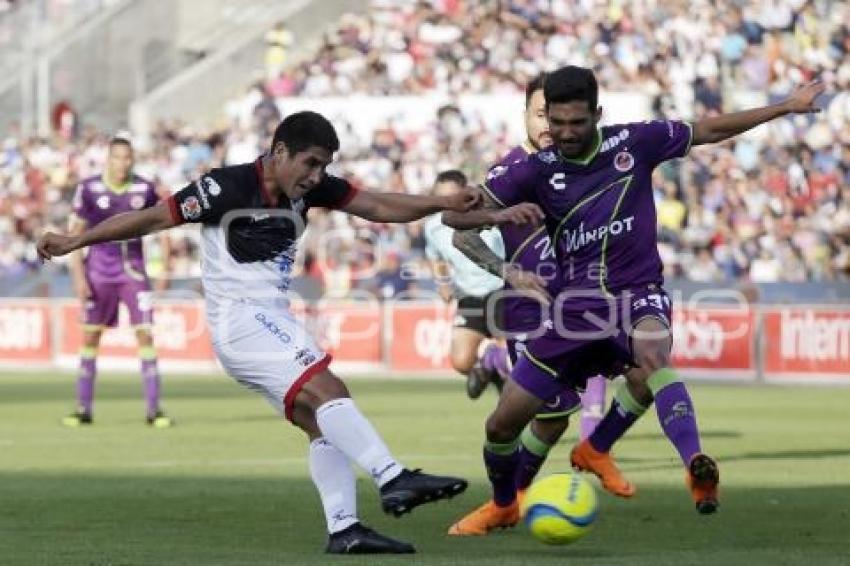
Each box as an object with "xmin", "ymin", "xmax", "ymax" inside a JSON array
[
  {"xmin": 295, "ymin": 369, "xmax": 351, "ymax": 411},
  {"xmin": 485, "ymin": 412, "xmax": 522, "ymax": 444}
]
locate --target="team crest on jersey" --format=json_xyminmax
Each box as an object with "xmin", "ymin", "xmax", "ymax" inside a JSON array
[
  {"xmin": 180, "ymin": 196, "xmax": 202, "ymax": 220},
  {"xmin": 130, "ymin": 195, "xmax": 146, "ymax": 210},
  {"xmin": 537, "ymin": 150, "xmax": 558, "ymax": 164},
  {"xmin": 614, "ymin": 151, "xmax": 634, "ymax": 172},
  {"xmin": 96, "ymin": 195, "xmax": 110, "ymax": 209},
  {"xmin": 487, "ymin": 165, "xmax": 508, "ymax": 180}
]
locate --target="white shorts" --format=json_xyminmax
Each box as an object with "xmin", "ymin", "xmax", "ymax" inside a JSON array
[{"xmin": 209, "ymin": 298, "xmax": 331, "ymax": 421}]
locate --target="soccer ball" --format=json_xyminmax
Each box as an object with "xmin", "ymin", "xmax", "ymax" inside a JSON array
[{"xmin": 520, "ymin": 472, "xmax": 598, "ymax": 545}]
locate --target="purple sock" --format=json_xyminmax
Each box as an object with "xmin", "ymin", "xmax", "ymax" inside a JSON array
[
  {"xmin": 141, "ymin": 358, "xmax": 161, "ymax": 417},
  {"xmin": 77, "ymin": 357, "xmax": 96, "ymax": 414},
  {"xmin": 588, "ymin": 399, "xmax": 642, "ymax": 453},
  {"xmin": 484, "ymin": 442, "xmax": 519, "ymax": 507},
  {"xmin": 654, "ymin": 381, "xmax": 702, "ymax": 465},
  {"xmin": 579, "ymin": 375, "xmax": 607, "ymax": 440},
  {"xmin": 514, "ymin": 428, "xmax": 550, "ymax": 490},
  {"xmin": 481, "ymin": 344, "xmax": 510, "ymax": 379}
]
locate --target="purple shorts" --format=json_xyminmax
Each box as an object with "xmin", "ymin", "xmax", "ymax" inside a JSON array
[
  {"xmin": 83, "ymin": 274, "xmax": 153, "ymax": 328},
  {"xmin": 512, "ymin": 285, "xmax": 672, "ymax": 402},
  {"xmin": 507, "ymin": 338, "xmax": 581, "ymax": 419}
]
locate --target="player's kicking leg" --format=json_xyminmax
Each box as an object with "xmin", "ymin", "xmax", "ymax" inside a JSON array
[
  {"xmin": 294, "ymin": 369, "xmax": 468, "ymax": 518},
  {"xmin": 630, "ymin": 317, "xmax": 719, "ymax": 513},
  {"xmin": 289, "ymin": 404, "xmax": 414, "ymax": 554}
]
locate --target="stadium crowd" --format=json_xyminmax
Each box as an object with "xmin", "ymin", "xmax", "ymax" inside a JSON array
[{"xmin": 1, "ymin": 0, "xmax": 849, "ymax": 294}]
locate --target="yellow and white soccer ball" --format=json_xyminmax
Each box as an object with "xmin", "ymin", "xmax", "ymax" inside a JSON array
[{"xmin": 520, "ymin": 472, "xmax": 598, "ymax": 545}]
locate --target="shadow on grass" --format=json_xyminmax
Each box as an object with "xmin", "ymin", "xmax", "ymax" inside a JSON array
[
  {"xmin": 1, "ymin": 472, "xmax": 848, "ymax": 566},
  {"xmin": 622, "ymin": 448, "xmax": 850, "ymax": 471}
]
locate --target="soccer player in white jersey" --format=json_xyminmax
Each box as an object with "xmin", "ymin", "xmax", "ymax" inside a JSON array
[
  {"xmin": 38, "ymin": 111, "xmax": 480, "ymax": 555},
  {"xmin": 424, "ymin": 170, "xmax": 511, "ymax": 398}
]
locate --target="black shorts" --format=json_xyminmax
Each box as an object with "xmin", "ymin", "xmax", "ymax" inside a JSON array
[{"xmin": 454, "ymin": 293, "xmax": 504, "ymax": 338}]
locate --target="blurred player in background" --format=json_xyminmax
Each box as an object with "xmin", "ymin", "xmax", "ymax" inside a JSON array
[
  {"xmin": 445, "ymin": 66, "xmax": 826, "ymax": 531},
  {"xmin": 39, "ymin": 112, "xmax": 475, "ymax": 555},
  {"xmin": 64, "ymin": 137, "xmax": 173, "ymax": 427},
  {"xmin": 424, "ymin": 170, "xmax": 510, "ymax": 399}
]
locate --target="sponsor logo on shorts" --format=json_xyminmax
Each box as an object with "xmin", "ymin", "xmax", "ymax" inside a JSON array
[
  {"xmin": 254, "ymin": 312, "xmax": 292, "ymax": 344},
  {"xmin": 180, "ymin": 196, "xmax": 202, "ymax": 220},
  {"xmin": 614, "ymin": 151, "xmax": 634, "ymax": 172},
  {"xmin": 453, "ymin": 315, "xmax": 467, "ymax": 326},
  {"xmin": 295, "ymin": 347, "xmax": 318, "ymax": 366},
  {"xmin": 96, "ymin": 195, "xmax": 110, "ymax": 209}
]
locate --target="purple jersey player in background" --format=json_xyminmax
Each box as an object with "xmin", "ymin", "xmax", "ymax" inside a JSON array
[
  {"xmin": 64, "ymin": 137, "xmax": 173, "ymax": 428},
  {"xmin": 445, "ymin": 65, "xmax": 825, "ymax": 531}
]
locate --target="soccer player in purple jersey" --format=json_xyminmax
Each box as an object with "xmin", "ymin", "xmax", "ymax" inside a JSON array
[
  {"xmin": 63, "ymin": 137, "xmax": 173, "ymax": 428},
  {"xmin": 39, "ymin": 111, "xmax": 479, "ymax": 554},
  {"xmin": 445, "ymin": 65, "xmax": 825, "ymax": 526}
]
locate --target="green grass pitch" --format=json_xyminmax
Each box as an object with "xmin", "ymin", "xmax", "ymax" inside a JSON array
[{"xmin": 1, "ymin": 371, "xmax": 849, "ymax": 565}]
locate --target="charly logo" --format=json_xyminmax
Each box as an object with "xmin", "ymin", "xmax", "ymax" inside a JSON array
[{"xmin": 614, "ymin": 151, "xmax": 634, "ymax": 172}]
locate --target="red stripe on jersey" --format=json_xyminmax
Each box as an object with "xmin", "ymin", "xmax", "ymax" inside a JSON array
[
  {"xmin": 283, "ymin": 354, "xmax": 333, "ymax": 422},
  {"xmin": 165, "ymin": 195, "xmax": 185, "ymax": 225}
]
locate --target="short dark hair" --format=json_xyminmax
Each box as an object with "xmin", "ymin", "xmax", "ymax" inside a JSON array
[
  {"xmin": 435, "ymin": 169, "xmax": 467, "ymax": 187},
  {"xmin": 543, "ymin": 66, "xmax": 598, "ymax": 110},
  {"xmin": 525, "ymin": 73, "xmax": 547, "ymax": 107},
  {"xmin": 108, "ymin": 137, "xmax": 132, "ymax": 151},
  {"xmin": 272, "ymin": 111, "xmax": 340, "ymax": 155}
]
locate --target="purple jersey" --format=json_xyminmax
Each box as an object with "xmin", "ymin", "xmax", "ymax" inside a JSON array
[
  {"xmin": 484, "ymin": 121, "xmax": 692, "ymax": 301},
  {"xmin": 490, "ymin": 142, "xmax": 557, "ymax": 333},
  {"xmin": 72, "ymin": 174, "xmax": 159, "ymax": 282}
]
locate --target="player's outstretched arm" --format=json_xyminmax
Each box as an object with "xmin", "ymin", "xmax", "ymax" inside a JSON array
[
  {"xmin": 692, "ymin": 80, "xmax": 825, "ymax": 146},
  {"xmin": 341, "ymin": 188, "xmax": 480, "ymax": 222},
  {"xmin": 452, "ymin": 230, "xmax": 551, "ymax": 305},
  {"xmin": 442, "ymin": 189, "xmax": 544, "ymax": 230},
  {"xmin": 37, "ymin": 202, "xmax": 178, "ymax": 261}
]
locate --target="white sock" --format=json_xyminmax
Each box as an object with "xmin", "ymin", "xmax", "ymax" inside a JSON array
[
  {"xmin": 315, "ymin": 398, "xmax": 404, "ymax": 488},
  {"xmin": 309, "ymin": 438, "xmax": 359, "ymax": 534}
]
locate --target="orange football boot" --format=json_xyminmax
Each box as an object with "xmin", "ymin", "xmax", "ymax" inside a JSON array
[
  {"xmin": 447, "ymin": 500, "xmax": 520, "ymax": 536},
  {"xmin": 687, "ymin": 453, "xmax": 720, "ymax": 514},
  {"xmin": 570, "ymin": 439, "xmax": 636, "ymax": 498}
]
